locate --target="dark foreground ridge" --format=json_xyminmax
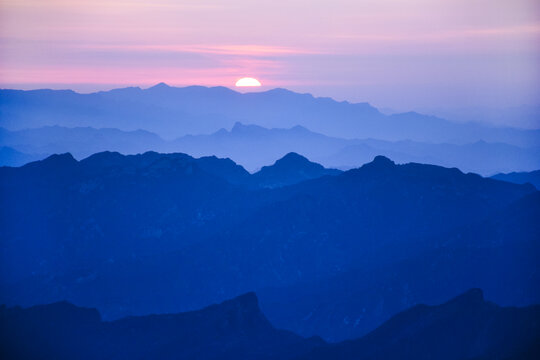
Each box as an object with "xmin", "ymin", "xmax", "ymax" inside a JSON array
[
  {"xmin": 0, "ymin": 292, "xmax": 324, "ymax": 360},
  {"xmin": 299, "ymin": 288, "xmax": 540, "ymax": 359},
  {"xmin": 1, "ymin": 289, "xmax": 539, "ymax": 360}
]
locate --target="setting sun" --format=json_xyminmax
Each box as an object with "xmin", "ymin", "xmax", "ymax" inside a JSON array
[{"xmin": 235, "ymin": 77, "xmax": 262, "ymax": 87}]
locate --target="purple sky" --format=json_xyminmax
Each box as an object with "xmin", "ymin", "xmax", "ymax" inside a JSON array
[{"xmin": 1, "ymin": 0, "xmax": 539, "ymax": 111}]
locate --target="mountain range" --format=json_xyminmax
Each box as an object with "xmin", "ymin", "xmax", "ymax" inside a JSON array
[
  {"xmin": 2, "ymin": 123, "xmax": 539, "ymax": 175},
  {"xmin": 2, "ymin": 289, "xmax": 539, "ymax": 360},
  {"xmin": 0, "ymin": 292, "xmax": 324, "ymax": 360},
  {"xmin": 2, "ymin": 84, "xmax": 539, "ymax": 146},
  {"xmin": 492, "ymin": 170, "xmax": 540, "ymax": 190},
  {"xmin": 2, "ymin": 80, "xmax": 539, "ymax": 359},
  {"xmin": 2, "ymin": 84, "xmax": 539, "ymax": 176},
  {"xmin": 1, "ymin": 151, "xmax": 538, "ymax": 342}
]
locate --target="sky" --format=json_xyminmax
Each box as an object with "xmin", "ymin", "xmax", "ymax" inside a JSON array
[{"xmin": 0, "ymin": 0, "xmax": 539, "ymax": 112}]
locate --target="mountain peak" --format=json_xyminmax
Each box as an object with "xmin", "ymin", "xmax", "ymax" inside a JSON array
[
  {"xmin": 290, "ymin": 125, "xmax": 310, "ymax": 133},
  {"xmin": 227, "ymin": 291, "xmax": 259, "ymax": 309},
  {"xmin": 189, "ymin": 292, "xmax": 272, "ymax": 333},
  {"xmin": 263, "ymin": 87, "xmax": 296, "ymax": 95},
  {"xmin": 27, "ymin": 153, "xmax": 77, "ymax": 168},
  {"xmin": 372, "ymin": 155, "xmax": 395, "ymax": 166},
  {"xmin": 147, "ymin": 82, "xmax": 171, "ymax": 90},
  {"xmin": 79, "ymin": 151, "xmax": 126, "ymax": 170},
  {"xmin": 231, "ymin": 121, "xmax": 248, "ymax": 131},
  {"xmin": 266, "ymin": 153, "xmax": 322, "ymax": 174},
  {"xmin": 202, "ymin": 292, "xmax": 261, "ymax": 315},
  {"xmin": 21, "ymin": 301, "xmax": 102, "ymax": 324},
  {"xmin": 253, "ymin": 153, "xmax": 341, "ymax": 188},
  {"xmin": 447, "ymin": 288, "xmax": 484, "ymax": 306},
  {"xmin": 357, "ymin": 155, "xmax": 396, "ymax": 172},
  {"xmin": 231, "ymin": 122, "xmax": 267, "ymax": 134},
  {"xmin": 276, "ymin": 152, "xmax": 310, "ymax": 165}
]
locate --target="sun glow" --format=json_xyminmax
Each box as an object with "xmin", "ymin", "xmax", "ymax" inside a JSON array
[{"xmin": 235, "ymin": 77, "xmax": 262, "ymax": 87}]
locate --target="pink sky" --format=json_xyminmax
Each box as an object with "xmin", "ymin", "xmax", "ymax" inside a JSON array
[{"xmin": 0, "ymin": 0, "xmax": 539, "ymax": 109}]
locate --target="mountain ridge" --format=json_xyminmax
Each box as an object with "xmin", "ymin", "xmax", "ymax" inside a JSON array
[
  {"xmin": 0, "ymin": 291, "xmax": 325, "ymax": 360},
  {"xmin": 2, "ymin": 289, "xmax": 539, "ymax": 360},
  {"xmin": 3, "ymin": 124, "xmax": 539, "ymax": 175},
  {"xmin": 492, "ymin": 169, "xmax": 540, "ymax": 189},
  {"xmin": 253, "ymin": 152, "xmax": 341, "ymax": 188},
  {"xmin": 299, "ymin": 288, "xmax": 540, "ymax": 360},
  {"xmin": 2, "ymin": 85, "xmax": 539, "ymax": 146},
  {"xmin": 1, "ymin": 150, "xmax": 536, "ymax": 331}
]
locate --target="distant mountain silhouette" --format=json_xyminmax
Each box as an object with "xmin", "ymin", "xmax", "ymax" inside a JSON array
[
  {"xmin": 0, "ymin": 146, "xmax": 43, "ymax": 167},
  {"xmin": 1, "ymin": 151, "xmax": 537, "ymax": 337},
  {"xmin": 0, "ymin": 293, "xmax": 324, "ymax": 360},
  {"xmin": 1, "ymin": 85, "xmax": 539, "ymax": 146},
  {"xmin": 425, "ymin": 104, "xmax": 540, "ymax": 130},
  {"xmin": 2, "ymin": 124, "xmax": 539, "ymax": 175},
  {"xmin": 492, "ymin": 169, "xmax": 540, "ymax": 189},
  {"xmin": 2, "ymin": 290, "xmax": 538, "ymax": 360},
  {"xmin": 174, "ymin": 122, "xmax": 540, "ymax": 174},
  {"xmin": 0, "ymin": 126, "xmax": 163, "ymax": 161},
  {"xmin": 299, "ymin": 289, "xmax": 540, "ymax": 360},
  {"xmin": 252, "ymin": 152, "xmax": 341, "ymax": 188},
  {"xmin": 327, "ymin": 139, "xmax": 540, "ymax": 176}
]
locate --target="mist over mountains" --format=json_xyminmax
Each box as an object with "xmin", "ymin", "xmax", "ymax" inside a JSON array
[
  {"xmin": 2, "ymin": 84, "xmax": 539, "ymax": 175},
  {"xmin": 1, "ymin": 122, "xmax": 539, "ymax": 175},
  {"xmin": 1, "ymin": 84, "xmax": 539, "ymax": 358},
  {"xmin": 2, "ymin": 84, "xmax": 539, "ymax": 143},
  {"xmin": 423, "ymin": 104, "xmax": 540, "ymax": 130}
]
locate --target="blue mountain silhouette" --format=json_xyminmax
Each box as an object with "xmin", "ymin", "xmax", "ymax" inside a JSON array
[
  {"xmin": 492, "ymin": 169, "xmax": 540, "ymax": 189},
  {"xmin": 1, "ymin": 290, "xmax": 538, "ymax": 360},
  {"xmin": 2, "ymin": 123, "xmax": 539, "ymax": 174},
  {"xmin": 2, "ymin": 85, "xmax": 539, "ymax": 146},
  {"xmin": 1, "ymin": 151, "xmax": 537, "ymax": 342}
]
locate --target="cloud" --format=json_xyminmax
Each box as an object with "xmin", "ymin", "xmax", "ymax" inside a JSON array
[{"xmin": 71, "ymin": 44, "xmax": 322, "ymax": 57}]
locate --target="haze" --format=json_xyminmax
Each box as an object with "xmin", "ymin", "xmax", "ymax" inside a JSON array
[{"xmin": 1, "ymin": 0, "xmax": 539, "ymax": 118}]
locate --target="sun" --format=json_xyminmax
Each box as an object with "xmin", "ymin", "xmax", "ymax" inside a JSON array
[{"xmin": 235, "ymin": 77, "xmax": 262, "ymax": 87}]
